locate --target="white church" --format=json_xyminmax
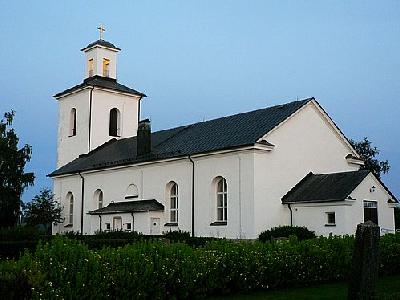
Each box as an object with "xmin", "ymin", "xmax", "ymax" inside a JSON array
[{"xmin": 50, "ymin": 35, "xmax": 397, "ymax": 238}]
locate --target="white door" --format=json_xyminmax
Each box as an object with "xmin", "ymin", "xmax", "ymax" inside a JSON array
[
  {"xmin": 150, "ymin": 218, "xmax": 160, "ymax": 235},
  {"xmin": 113, "ymin": 217, "xmax": 122, "ymax": 231}
]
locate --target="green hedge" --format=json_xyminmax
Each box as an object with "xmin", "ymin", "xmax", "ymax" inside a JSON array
[
  {"xmin": 259, "ymin": 226, "xmax": 316, "ymax": 242},
  {"xmin": 0, "ymin": 229, "xmax": 217, "ymax": 259},
  {"xmin": 2, "ymin": 234, "xmax": 400, "ymax": 299}
]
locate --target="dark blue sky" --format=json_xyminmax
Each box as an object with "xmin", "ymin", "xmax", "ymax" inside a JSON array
[{"xmin": 1, "ymin": 1, "xmax": 399, "ymax": 201}]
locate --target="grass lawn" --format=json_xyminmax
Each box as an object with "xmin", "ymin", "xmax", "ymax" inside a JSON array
[{"xmin": 208, "ymin": 275, "xmax": 400, "ymax": 300}]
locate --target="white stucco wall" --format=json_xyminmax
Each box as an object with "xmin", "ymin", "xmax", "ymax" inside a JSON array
[
  {"xmin": 56, "ymin": 88, "xmax": 139, "ymax": 167},
  {"xmin": 252, "ymin": 101, "xmax": 360, "ymax": 237},
  {"xmin": 349, "ymin": 174, "xmax": 395, "ymax": 234},
  {"xmin": 90, "ymin": 89, "xmax": 140, "ymax": 150},
  {"xmin": 56, "ymin": 90, "xmax": 90, "ymax": 167},
  {"xmin": 53, "ymin": 151, "xmax": 256, "ymax": 238}
]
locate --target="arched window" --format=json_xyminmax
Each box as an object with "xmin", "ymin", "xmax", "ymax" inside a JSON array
[
  {"xmin": 69, "ymin": 108, "xmax": 77, "ymax": 136},
  {"xmin": 109, "ymin": 108, "xmax": 121, "ymax": 137},
  {"xmin": 66, "ymin": 192, "xmax": 74, "ymax": 225},
  {"xmin": 94, "ymin": 189, "xmax": 103, "ymax": 209},
  {"xmin": 168, "ymin": 182, "xmax": 178, "ymax": 223},
  {"xmin": 216, "ymin": 177, "xmax": 227, "ymax": 222},
  {"xmin": 125, "ymin": 184, "xmax": 139, "ymax": 199}
]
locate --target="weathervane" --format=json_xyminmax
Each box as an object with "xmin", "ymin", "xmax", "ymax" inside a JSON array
[{"xmin": 97, "ymin": 24, "xmax": 106, "ymax": 40}]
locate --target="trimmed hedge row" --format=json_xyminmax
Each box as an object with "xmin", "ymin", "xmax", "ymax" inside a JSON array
[
  {"xmin": 258, "ymin": 226, "xmax": 316, "ymax": 242},
  {"xmin": 0, "ymin": 229, "xmax": 216, "ymax": 259},
  {"xmin": 1, "ymin": 234, "xmax": 400, "ymax": 299}
]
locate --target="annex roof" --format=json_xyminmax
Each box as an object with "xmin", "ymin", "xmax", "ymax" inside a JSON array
[
  {"xmin": 54, "ymin": 75, "xmax": 146, "ymax": 98},
  {"xmin": 88, "ymin": 199, "xmax": 164, "ymax": 215},
  {"xmin": 282, "ymin": 170, "xmax": 371, "ymax": 204},
  {"xmin": 50, "ymin": 98, "xmax": 313, "ymax": 177}
]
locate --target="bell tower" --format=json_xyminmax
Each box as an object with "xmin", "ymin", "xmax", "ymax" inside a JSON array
[
  {"xmin": 81, "ymin": 25, "xmax": 120, "ymax": 79},
  {"xmin": 54, "ymin": 27, "xmax": 146, "ymax": 168}
]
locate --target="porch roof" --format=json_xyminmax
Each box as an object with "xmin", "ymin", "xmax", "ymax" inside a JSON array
[{"xmin": 88, "ymin": 199, "xmax": 164, "ymax": 215}]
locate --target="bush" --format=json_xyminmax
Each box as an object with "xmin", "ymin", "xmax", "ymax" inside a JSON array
[
  {"xmin": 163, "ymin": 229, "xmax": 191, "ymax": 241},
  {"xmin": 1, "ymin": 233, "xmax": 400, "ymax": 299},
  {"xmin": 0, "ymin": 226, "xmax": 42, "ymax": 241},
  {"xmin": 259, "ymin": 226, "xmax": 316, "ymax": 242}
]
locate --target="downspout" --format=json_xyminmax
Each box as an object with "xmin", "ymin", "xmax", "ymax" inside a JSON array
[
  {"xmin": 88, "ymin": 86, "xmax": 94, "ymax": 151},
  {"xmin": 131, "ymin": 212, "xmax": 135, "ymax": 232},
  {"xmin": 189, "ymin": 155, "xmax": 195, "ymax": 237},
  {"xmin": 288, "ymin": 203, "xmax": 293, "ymax": 226},
  {"xmin": 78, "ymin": 172, "xmax": 85, "ymax": 234},
  {"xmin": 238, "ymin": 154, "xmax": 242, "ymax": 239},
  {"xmin": 99, "ymin": 215, "xmax": 102, "ymax": 232},
  {"xmin": 137, "ymin": 96, "xmax": 142, "ymax": 123}
]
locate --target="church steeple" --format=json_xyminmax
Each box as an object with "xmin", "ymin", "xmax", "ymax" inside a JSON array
[{"xmin": 81, "ymin": 26, "xmax": 120, "ymax": 79}]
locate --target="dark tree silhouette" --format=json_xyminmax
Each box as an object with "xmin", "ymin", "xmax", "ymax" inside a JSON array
[
  {"xmin": 0, "ymin": 111, "xmax": 34, "ymax": 227},
  {"xmin": 349, "ymin": 137, "xmax": 390, "ymax": 179},
  {"xmin": 24, "ymin": 188, "xmax": 62, "ymax": 233}
]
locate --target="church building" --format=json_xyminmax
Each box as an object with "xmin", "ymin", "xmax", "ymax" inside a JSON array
[{"xmin": 50, "ymin": 35, "xmax": 397, "ymax": 238}]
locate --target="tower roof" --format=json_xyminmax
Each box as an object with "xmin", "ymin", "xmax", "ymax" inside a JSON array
[
  {"xmin": 54, "ymin": 75, "xmax": 146, "ymax": 99},
  {"xmin": 81, "ymin": 39, "xmax": 121, "ymax": 52}
]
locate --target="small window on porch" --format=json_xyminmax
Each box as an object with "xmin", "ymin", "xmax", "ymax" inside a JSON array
[
  {"xmin": 325, "ymin": 212, "xmax": 336, "ymax": 226},
  {"xmin": 125, "ymin": 223, "xmax": 132, "ymax": 231},
  {"xmin": 105, "ymin": 223, "xmax": 111, "ymax": 231}
]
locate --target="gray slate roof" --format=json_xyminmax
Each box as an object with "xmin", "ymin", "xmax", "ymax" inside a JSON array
[
  {"xmin": 49, "ymin": 98, "xmax": 313, "ymax": 177},
  {"xmin": 54, "ymin": 75, "xmax": 146, "ymax": 98},
  {"xmin": 281, "ymin": 170, "xmax": 371, "ymax": 203},
  {"xmin": 88, "ymin": 199, "xmax": 164, "ymax": 215},
  {"xmin": 81, "ymin": 39, "xmax": 121, "ymax": 51}
]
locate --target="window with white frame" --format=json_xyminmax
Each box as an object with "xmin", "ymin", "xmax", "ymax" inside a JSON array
[
  {"xmin": 69, "ymin": 108, "xmax": 77, "ymax": 137},
  {"xmin": 66, "ymin": 192, "xmax": 74, "ymax": 225},
  {"xmin": 216, "ymin": 177, "xmax": 228, "ymax": 222},
  {"xmin": 109, "ymin": 108, "xmax": 121, "ymax": 137},
  {"xmin": 326, "ymin": 212, "xmax": 336, "ymax": 226},
  {"xmin": 94, "ymin": 189, "xmax": 103, "ymax": 209},
  {"xmin": 364, "ymin": 200, "xmax": 378, "ymax": 224},
  {"xmin": 169, "ymin": 182, "xmax": 178, "ymax": 223},
  {"xmin": 105, "ymin": 223, "xmax": 111, "ymax": 231}
]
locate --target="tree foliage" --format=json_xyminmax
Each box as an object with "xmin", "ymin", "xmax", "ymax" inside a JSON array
[
  {"xmin": 24, "ymin": 188, "xmax": 62, "ymax": 231},
  {"xmin": 349, "ymin": 137, "xmax": 390, "ymax": 179},
  {"xmin": 0, "ymin": 111, "xmax": 34, "ymax": 227}
]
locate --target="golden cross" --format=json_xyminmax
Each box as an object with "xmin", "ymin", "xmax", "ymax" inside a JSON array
[{"xmin": 97, "ymin": 24, "xmax": 106, "ymax": 40}]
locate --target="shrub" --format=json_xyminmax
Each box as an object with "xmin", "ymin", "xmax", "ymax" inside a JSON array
[
  {"xmin": 259, "ymin": 226, "xmax": 316, "ymax": 242},
  {"xmin": 0, "ymin": 226, "xmax": 42, "ymax": 241},
  {"xmin": 163, "ymin": 229, "xmax": 191, "ymax": 241},
  {"xmin": 2, "ymin": 232, "xmax": 400, "ymax": 299}
]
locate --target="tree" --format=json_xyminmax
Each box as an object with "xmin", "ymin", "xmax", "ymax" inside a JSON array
[
  {"xmin": 349, "ymin": 137, "xmax": 390, "ymax": 179},
  {"xmin": 0, "ymin": 111, "xmax": 34, "ymax": 227},
  {"xmin": 23, "ymin": 188, "xmax": 62, "ymax": 233}
]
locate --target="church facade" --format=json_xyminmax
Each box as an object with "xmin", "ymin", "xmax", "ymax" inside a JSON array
[{"xmin": 50, "ymin": 38, "xmax": 397, "ymax": 238}]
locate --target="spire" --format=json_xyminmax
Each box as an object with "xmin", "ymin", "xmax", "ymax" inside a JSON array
[{"xmin": 97, "ymin": 24, "xmax": 106, "ymax": 40}]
